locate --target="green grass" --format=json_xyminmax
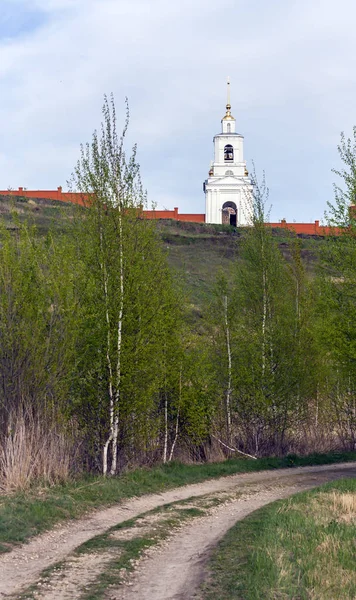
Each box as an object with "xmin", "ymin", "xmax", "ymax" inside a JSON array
[
  {"xmin": 199, "ymin": 478, "xmax": 356, "ymax": 600},
  {"xmin": 0, "ymin": 194, "xmax": 78, "ymax": 234},
  {"xmin": 0, "ymin": 451, "xmax": 355, "ymax": 554}
]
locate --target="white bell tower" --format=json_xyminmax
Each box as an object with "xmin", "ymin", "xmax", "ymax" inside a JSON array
[{"xmin": 204, "ymin": 79, "xmax": 253, "ymax": 225}]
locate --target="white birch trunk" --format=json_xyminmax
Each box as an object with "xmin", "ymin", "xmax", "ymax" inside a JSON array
[
  {"xmin": 296, "ymin": 278, "xmax": 300, "ymax": 322},
  {"xmin": 168, "ymin": 407, "xmax": 179, "ymax": 462},
  {"xmin": 224, "ymin": 295, "xmax": 232, "ymax": 442},
  {"xmin": 315, "ymin": 386, "xmax": 319, "ymax": 429},
  {"xmin": 261, "ymin": 253, "xmax": 267, "ymax": 377},
  {"xmin": 110, "ymin": 210, "xmax": 124, "ymax": 475},
  {"xmin": 168, "ymin": 368, "xmax": 182, "ymax": 462},
  {"xmin": 211, "ymin": 434, "xmax": 257, "ymax": 459},
  {"xmin": 99, "ymin": 220, "xmax": 115, "ymax": 476},
  {"xmin": 163, "ymin": 391, "xmax": 168, "ymax": 464}
]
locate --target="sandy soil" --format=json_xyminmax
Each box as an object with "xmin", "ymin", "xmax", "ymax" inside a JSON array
[
  {"xmin": 0, "ymin": 462, "xmax": 355, "ymax": 599},
  {"xmin": 29, "ymin": 552, "xmax": 115, "ymax": 600},
  {"xmin": 111, "ymin": 466, "xmax": 356, "ymax": 600}
]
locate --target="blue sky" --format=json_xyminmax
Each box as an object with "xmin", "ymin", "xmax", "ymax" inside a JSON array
[
  {"xmin": 0, "ymin": 0, "xmax": 356, "ymax": 222},
  {"xmin": 0, "ymin": 2, "xmax": 47, "ymax": 41}
]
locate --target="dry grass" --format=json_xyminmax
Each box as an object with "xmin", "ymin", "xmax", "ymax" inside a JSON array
[
  {"xmin": 0, "ymin": 413, "xmax": 76, "ymax": 492},
  {"xmin": 200, "ymin": 479, "xmax": 356, "ymax": 600},
  {"xmin": 282, "ymin": 490, "xmax": 356, "ymax": 526},
  {"xmin": 331, "ymin": 490, "xmax": 356, "ymax": 521},
  {"xmin": 276, "ymin": 488, "xmax": 356, "ymax": 598}
]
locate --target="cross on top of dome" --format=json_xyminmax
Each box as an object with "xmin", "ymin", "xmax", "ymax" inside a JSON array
[{"xmin": 222, "ymin": 77, "xmax": 235, "ymax": 122}]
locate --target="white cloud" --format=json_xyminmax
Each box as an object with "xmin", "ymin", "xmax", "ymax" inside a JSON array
[{"xmin": 1, "ymin": 0, "xmax": 356, "ymax": 219}]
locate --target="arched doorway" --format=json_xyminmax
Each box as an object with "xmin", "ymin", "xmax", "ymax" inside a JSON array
[{"xmin": 222, "ymin": 201, "xmax": 237, "ymax": 227}]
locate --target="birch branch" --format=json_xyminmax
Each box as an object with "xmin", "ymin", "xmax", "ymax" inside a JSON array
[{"xmin": 211, "ymin": 434, "xmax": 257, "ymax": 460}]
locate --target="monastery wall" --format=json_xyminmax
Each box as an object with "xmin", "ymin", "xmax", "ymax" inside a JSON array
[
  {"xmin": 0, "ymin": 190, "xmax": 206, "ymax": 223},
  {"xmin": 268, "ymin": 220, "xmax": 333, "ymax": 236},
  {"xmin": 0, "ymin": 188, "xmax": 334, "ymax": 234},
  {"xmin": 143, "ymin": 208, "xmax": 204, "ymax": 222},
  {"xmin": 1, "ymin": 187, "xmax": 87, "ymax": 206}
]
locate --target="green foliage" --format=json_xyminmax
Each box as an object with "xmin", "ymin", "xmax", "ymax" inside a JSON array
[
  {"xmin": 207, "ymin": 172, "xmax": 317, "ymax": 455},
  {"xmin": 234, "ymin": 229, "xmax": 296, "ymax": 451},
  {"xmin": 0, "ymin": 224, "xmax": 80, "ymax": 430},
  {"xmin": 2, "ymin": 104, "xmax": 356, "ymax": 495},
  {"xmin": 328, "ymin": 126, "xmax": 356, "ymax": 227},
  {"xmin": 315, "ymin": 128, "xmax": 356, "ymax": 450},
  {"xmin": 69, "ymin": 95, "xmax": 185, "ymax": 472}
]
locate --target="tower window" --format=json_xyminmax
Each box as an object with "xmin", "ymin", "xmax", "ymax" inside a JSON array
[
  {"xmin": 225, "ymin": 170, "xmax": 234, "ymax": 176},
  {"xmin": 227, "ymin": 123, "xmax": 231, "ymax": 133},
  {"xmin": 224, "ymin": 144, "xmax": 234, "ymax": 161}
]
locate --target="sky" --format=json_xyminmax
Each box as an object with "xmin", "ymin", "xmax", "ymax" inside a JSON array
[{"xmin": 1, "ymin": 0, "xmax": 356, "ymax": 222}]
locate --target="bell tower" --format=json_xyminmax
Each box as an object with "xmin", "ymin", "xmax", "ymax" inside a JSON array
[{"xmin": 204, "ymin": 79, "xmax": 253, "ymax": 225}]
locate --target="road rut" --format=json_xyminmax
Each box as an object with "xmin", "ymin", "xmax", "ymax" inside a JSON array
[{"xmin": 0, "ymin": 462, "xmax": 355, "ymax": 598}]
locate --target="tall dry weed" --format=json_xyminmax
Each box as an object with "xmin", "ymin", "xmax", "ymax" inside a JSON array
[{"xmin": 0, "ymin": 413, "xmax": 77, "ymax": 492}]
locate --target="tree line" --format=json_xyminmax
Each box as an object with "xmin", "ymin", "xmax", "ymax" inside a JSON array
[{"xmin": 0, "ymin": 98, "xmax": 355, "ymax": 486}]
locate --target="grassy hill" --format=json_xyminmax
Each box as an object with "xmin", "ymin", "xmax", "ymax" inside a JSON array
[
  {"xmin": 0, "ymin": 194, "xmax": 322, "ymax": 311},
  {"xmin": 157, "ymin": 219, "xmax": 321, "ymax": 309},
  {"xmin": 0, "ymin": 194, "xmax": 77, "ymax": 234}
]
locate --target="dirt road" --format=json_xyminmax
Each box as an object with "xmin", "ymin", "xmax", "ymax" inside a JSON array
[{"xmin": 0, "ymin": 462, "xmax": 355, "ymax": 599}]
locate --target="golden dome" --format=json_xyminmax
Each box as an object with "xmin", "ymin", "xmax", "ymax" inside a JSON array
[{"xmin": 222, "ymin": 104, "xmax": 235, "ymax": 121}]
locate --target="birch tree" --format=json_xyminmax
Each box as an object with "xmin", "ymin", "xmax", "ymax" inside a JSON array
[
  {"xmin": 209, "ymin": 274, "xmax": 234, "ymax": 445},
  {"xmin": 71, "ymin": 95, "xmax": 145, "ymax": 475},
  {"xmin": 315, "ymin": 128, "xmax": 356, "ymax": 449},
  {"xmin": 71, "ymin": 95, "xmax": 183, "ymax": 473},
  {"xmin": 231, "ymin": 175, "xmax": 304, "ymax": 454}
]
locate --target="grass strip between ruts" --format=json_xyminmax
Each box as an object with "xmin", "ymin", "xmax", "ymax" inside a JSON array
[
  {"xmin": 17, "ymin": 500, "xmax": 211, "ymax": 600},
  {"xmin": 0, "ymin": 451, "xmax": 355, "ymax": 554},
  {"xmin": 198, "ymin": 477, "xmax": 356, "ymax": 600}
]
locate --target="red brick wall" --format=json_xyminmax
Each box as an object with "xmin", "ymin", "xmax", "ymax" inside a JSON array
[
  {"xmin": 0, "ymin": 187, "xmax": 87, "ymax": 206},
  {"xmin": 144, "ymin": 207, "xmax": 179, "ymax": 220},
  {"xmin": 268, "ymin": 220, "xmax": 333, "ymax": 236},
  {"xmin": 177, "ymin": 213, "xmax": 205, "ymax": 222},
  {"xmin": 143, "ymin": 208, "xmax": 205, "ymax": 222},
  {"xmin": 0, "ymin": 189, "xmax": 341, "ymax": 233}
]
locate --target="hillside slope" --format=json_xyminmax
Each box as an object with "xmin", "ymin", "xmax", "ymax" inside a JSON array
[{"xmin": 0, "ymin": 194, "xmax": 321, "ymax": 310}]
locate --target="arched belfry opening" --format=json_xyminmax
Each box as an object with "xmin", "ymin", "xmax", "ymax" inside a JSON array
[
  {"xmin": 222, "ymin": 201, "xmax": 237, "ymax": 227},
  {"xmin": 224, "ymin": 144, "xmax": 234, "ymax": 161}
]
